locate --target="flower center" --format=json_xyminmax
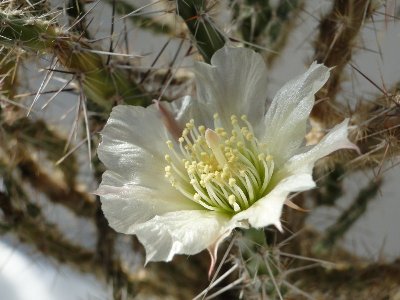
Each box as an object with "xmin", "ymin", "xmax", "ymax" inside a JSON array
[{"xmin": 164, "ymin": 114, "xmax": 274, "ymax": 214}]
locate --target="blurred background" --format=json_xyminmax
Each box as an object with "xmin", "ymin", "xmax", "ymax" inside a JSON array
[{"xmin": 1, "ymin": 0, "xmax": 400, "ymax": 299}]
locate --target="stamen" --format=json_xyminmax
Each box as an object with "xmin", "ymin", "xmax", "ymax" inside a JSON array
[{"xmin": 164, "ymin": 114, "xmax": 275, "ymax": 214}]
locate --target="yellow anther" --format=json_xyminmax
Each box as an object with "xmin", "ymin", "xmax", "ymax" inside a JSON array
[
  {"xmin": 178, "ymin": 137, "xmax": 184, "ymax": 143},
  {"xmin": 228, "ymin": 195, "xmax": 241, "ymax": 212},
  {"xmin": 216, "ymin": 128, "xmax": 225, "ymax": 135},
  {"xmin": 187, "ymin": 168, "xmax": 195, "ymax": 175},
  {"xmin": 241, "ymin": 115, "xmax": 247, "ymax": 121},
  {"xmin": 182, "ymin": 128, "xmax": 189, "ymax": 137},
  {"xmin": 165, "ymin": 154, "xmax": 171, "ymax": 162},
  {"xmin": 166, "ymin": 140, "xmax": 174, "ymax": 149},
  {"xmin": 266, "ymin": 155, "xmax": 273, "ymax": 161},
  {"xmin": 221, "ymin": 172, "xmax": 229, "ymax": 180},
  {"xmin": 165, "ymin": 166, "xmax": 171, "ymax": 172},
  {"xmin": 194, "ymin": 193, "xmax": 201, "ymax": 201},
  {"xmin": 228, "ymin": 195, "xmax": 236, "ymax": 205},
  {"xmin": 186, "ymin": 122, "xmax": 194, "ymax": 130},
  {"xmin": 258, "ymin": 153, "xmax": 265, "ymax": 161},
  {"xmin": 231, "ymin": 115, "xmax": 238, "ymax": 125},
  {"xmin": 229, "ymin": 178, "xmax": 236, "ymax": 187},
  {"xmin": 246, "ymin": 133, "xmax": 253, "ymax": 141}
]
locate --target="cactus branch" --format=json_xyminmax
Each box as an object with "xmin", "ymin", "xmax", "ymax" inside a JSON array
[
  {"xmin": 0, "ymin": 10, "xmax": 153, "ymax": 111},
  {"xmin": 176, "ymin": 0, "xmax": 226, "ymax": 63},
  {"xmin": 312, "ymin": 0, "xmax": 374, "ymax": 125},
  {"xmin": 316, "ymin": 178, "xmax": 382, "ymax": 252}
]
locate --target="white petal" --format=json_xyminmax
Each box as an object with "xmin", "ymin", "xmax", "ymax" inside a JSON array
[
  {"xmin": 263, "ymin": 62, "xmax": 330, "ymax": 167},
  {"xmin": 281, "ymin": 118, "xmax": 359, "ymax": 176},
  {"xmin": 194, "ymin": 46, "xmax": 268, "ymax": 131},
  {"xmin": 166, "ymin": 95, "xmax": 214, "ymax": 129},
  {"xmin": 96, "ymin": 172, "xmax": 198, "ymax": 234},
  {"xmin": 233, "ymin": 174, "xmax": 316, "ymax": 230},
  {"xmin": 98, "ymin": 104, "xmax": 170, "ymax": 182},
  {"xmin": 132, "ymin": 210, "xmax": 232, "ymax": 263}
]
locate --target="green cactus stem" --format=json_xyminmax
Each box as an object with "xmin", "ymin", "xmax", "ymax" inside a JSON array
[
  {"xmin": 0, "ymin": 10, "xmax": 152, "ymax": 111},
  {"xmin": 176, "ymin": 0, "xmax": 226, "ymax": 63}
]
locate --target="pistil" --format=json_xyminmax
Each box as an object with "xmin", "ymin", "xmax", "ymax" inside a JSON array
[
  {"xmin": 164, "ymin": 114, "xmax": 274, "ymax": 214},
  {"xmin": 205, "ymin": 129, "xmax": 227, "ymax": 168}
]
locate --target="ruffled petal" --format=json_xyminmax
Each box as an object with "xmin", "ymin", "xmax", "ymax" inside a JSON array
[
  {"xmin": 132, "ymin": 210, "xmax": 232, "ymax": 263},
  {"xmin": 98, "ymin": 104, "xmax": 170, "ymax": 183},
  {"xmin": 96, "ymin": 171, "xmax": 198, "ymax": 234},
  {"xmin": 263, "ymin": 62, "xmax": 331, "ymax": 167},
  {"xmin": 280, "ymin": 118, "xmax": 359, "ymax": 176},
  {"xmin": 194, "ymin": 46, "xmax": 268, "ymax": 132},
  {"xmin": 231, "ymin": 119, "xmax": 357, "ymax": 232},
  {"xmin": 233, "ymin": 174, "xmax": 316, "ymax": 230}
]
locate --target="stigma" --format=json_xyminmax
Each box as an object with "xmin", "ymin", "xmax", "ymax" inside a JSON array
[{"xmin": 165, "ymin": 114, "xmax": 274, "ymax": 214}]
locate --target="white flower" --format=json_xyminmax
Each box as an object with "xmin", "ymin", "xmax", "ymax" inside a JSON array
[{"xmin": 96, "ymin": 47, "xmax": 358, "ymax": 264}]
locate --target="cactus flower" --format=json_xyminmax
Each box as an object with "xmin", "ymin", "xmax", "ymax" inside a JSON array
[{"xmin": 96, "ymin": 47, "xmax": 358, "ymax": 264}]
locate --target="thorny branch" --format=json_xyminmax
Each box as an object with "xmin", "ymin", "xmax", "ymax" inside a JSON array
[{"xmin": 312, "ymin": 0, "xmax": 374, "ymax": 125}]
